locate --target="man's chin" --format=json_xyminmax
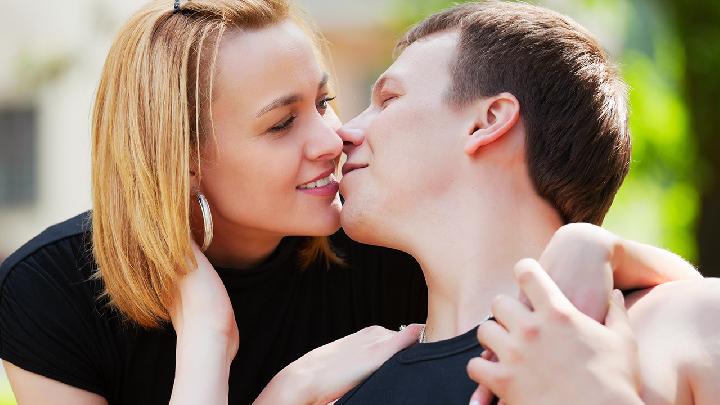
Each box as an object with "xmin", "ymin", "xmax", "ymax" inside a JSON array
[{"xmin": 340, "ymin": 206, "xmax": 374, "ymax": 244}]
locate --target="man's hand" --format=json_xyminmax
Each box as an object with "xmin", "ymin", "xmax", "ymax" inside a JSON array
[{"xmin": 467, "ymin": 259, "xmax": 642, "ymax": 405}]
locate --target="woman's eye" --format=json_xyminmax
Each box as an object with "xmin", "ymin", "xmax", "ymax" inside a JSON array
[
  {"xmin": 268, "ymin": 115, "xmax": 296, "ymax": 133},
  {"xmin": 316, "ymin": 96, "xmax": 336, "ymax": 114}
]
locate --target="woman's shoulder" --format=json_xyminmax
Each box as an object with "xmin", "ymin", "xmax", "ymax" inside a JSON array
[{"xmin": 0, "ymin": 211, "xmax": 94, "ymax": 291}]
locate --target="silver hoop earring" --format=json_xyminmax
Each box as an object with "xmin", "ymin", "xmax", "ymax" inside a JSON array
[{"xmin": 196, "ymin": 192, "xmax": 213, "ymax": 251}]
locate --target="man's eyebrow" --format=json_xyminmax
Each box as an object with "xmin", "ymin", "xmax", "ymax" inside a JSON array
[
  {"xmin": 255, "ymin": 73, "xmax": 330, "ymax": 118},
  {"xmin": 319, "ymin": 72, "xmax": 329, "ymax": 89},
  {"xmin": 371, "ymin": 75, "xmax": 388, "ymax": 100}
]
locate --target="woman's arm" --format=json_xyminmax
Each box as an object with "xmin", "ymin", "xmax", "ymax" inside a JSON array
[
  {"xmin": 612, "ymin": 236, "xmax": 701, "ymax": 287},
  {"xmin": 254, "ymin": 324, "xmax": 423, "ymax": 405},
  {"xmin": 167, "ymin": 241, "xmax": 239, "ymax": 405},
  {"xmin": 539, "ymin": 223, "xmax": 701, "ymax": 323},
  {"xmin": 3, "ymin": 361, "xmax": 108, "ymax": 405},
  {"xmin": 468, "ymin": 260, "xmax": 643, "ymax": 405}
]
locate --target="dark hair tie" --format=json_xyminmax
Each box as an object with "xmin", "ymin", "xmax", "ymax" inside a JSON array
[{"xmin": 173, "ymin": 0, "xmax": 180, "ymax": 13}]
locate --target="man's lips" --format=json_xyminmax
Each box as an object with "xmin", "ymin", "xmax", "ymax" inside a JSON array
[{"xmin": 342, "ymin": 163, "xmax": 368, "ymax": 176}]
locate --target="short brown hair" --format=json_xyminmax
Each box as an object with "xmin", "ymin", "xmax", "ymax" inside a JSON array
[{"xmin": 397, "ymin": 1, "xmax": 631, "ymax": 225}]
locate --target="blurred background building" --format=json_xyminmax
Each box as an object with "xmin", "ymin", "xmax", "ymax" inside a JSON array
[{"xmin": 0, "ymin": 0, "xmax": 718, "ymax": 402}]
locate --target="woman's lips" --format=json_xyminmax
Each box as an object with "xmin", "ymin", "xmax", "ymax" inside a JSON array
[
  {"xmin": 298, "ymin": 168, "xmax": 335, "ymax": 187},
  {"xmin": 297, "ymin": 180, "xmax": 339, "ymax": 196}
]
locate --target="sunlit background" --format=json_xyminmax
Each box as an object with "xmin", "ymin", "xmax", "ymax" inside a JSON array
[{"xmin": 0, "ymin": 0, "xmax": 718, "ymax": 403}]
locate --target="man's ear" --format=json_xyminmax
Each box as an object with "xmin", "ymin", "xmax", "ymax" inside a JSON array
[{"xmin": 464, "ymin": 92, "xmax": 520, "ymax": 155}]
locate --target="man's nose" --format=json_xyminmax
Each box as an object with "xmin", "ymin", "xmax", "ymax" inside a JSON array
[{"xmin": 337, "ymin": 119, "xmax": 367, "ymax": 156}]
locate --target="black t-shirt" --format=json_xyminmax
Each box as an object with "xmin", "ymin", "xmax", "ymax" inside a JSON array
[
  {"xmin": 336, "ymin": 326, "xmax": 484, "ymax": 405},
  {"xmin": 0, "ymin": 212, "xmax": 428, "ymax": 404}
]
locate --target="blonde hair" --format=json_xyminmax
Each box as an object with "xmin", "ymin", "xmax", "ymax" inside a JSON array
[{"xmin": 92, "ymin": 0, "xmax": 339, "ymax": 328}]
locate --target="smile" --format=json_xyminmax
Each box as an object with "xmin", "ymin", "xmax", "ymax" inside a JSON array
[{"xmin": 298, "ymin": 174, "xmax": 336, "ymax": 190}]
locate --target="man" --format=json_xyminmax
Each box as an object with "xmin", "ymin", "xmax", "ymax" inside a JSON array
[{"xmin": 335, "ymin": 1, "xmax": 719, "ymax": 404}]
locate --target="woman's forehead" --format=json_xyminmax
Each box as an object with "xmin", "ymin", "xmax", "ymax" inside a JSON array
[{"xmin": 213, "ymin": 21, "xmax": 324, "ymax": 101}]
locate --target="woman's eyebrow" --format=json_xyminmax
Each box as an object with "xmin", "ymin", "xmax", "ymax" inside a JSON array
[
  {"xmin": 255, "ymin": 73, "xmax": 330, "ymax": 118},
  {"xmin": 256, "ymin": 94, "xmax": 302, "ymax": 118}
]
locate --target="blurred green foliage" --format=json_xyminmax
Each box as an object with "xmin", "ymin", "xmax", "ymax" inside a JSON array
[
  {"xmin": 389, "ymin": 0, "xmax": 700, "ymax": 262},
  {"xmin": 0, "ymin": 381, "xmax": 15, "ymax": 405}
]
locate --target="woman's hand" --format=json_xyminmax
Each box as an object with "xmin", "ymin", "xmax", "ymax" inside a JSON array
[
  {"xmin": 255, "ymin": 324, "xmax": 424, "ymax": 405},
  {"xmin": 468, "ymin": 260, "xmax": 642, "ymax": 405},
  {"xmin": 536, "ymin": 222, "xmax": 700, "ymax": 324},
  {"xmin": 168, "ymin": 240, "xmax": 239, "ymax": 405},
  {"xmin": 169, "ymin": 239, "xmax": 239, "ymax": 357}
]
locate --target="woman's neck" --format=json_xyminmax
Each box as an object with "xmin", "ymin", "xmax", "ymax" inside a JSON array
[{"xmin": 192, "ymin": 211, "xmax": 284, "ymax": 269}]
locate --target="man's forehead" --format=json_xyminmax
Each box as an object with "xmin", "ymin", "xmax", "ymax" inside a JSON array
[{"xmin": 387, "ymin": 31, "xmax": 459, "ymax": 80}]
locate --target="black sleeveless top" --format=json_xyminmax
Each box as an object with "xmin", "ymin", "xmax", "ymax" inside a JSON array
[{"xmin": 0, "ymin": 212, "xmax": 427, "ymax": 404}]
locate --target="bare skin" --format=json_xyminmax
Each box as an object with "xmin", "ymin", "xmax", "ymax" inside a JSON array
[
  {"xmin": 626, "ymin": 279, "xmax": 720, "ymax": 405},
  {"xmin": 467, "ymin": 225, "xmax": 714, "ymax": 405},
  {"xmin": 3, "ymin": 16, "xmax": 709, "ymax": 405},
  {"xmin": 337, "ymin": 30, "xmax": 710, "ymax": 405}
]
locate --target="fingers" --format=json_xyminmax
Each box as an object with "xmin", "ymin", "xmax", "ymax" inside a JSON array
[
  {"xmin": 513, "ymin": 258, "xmax": 571, "ymax": 313},
  {"xmin": 392, "ymin": 323, "xmax": 423, "ymax": 349},
  {"xmin": 517, "ymin": 290, "xmax": 532, "ymax": 311},
  {"xmin": 355, "ymin": 324, "xmax": 422, "ymax": 364},
  {"xmin": 605, "ymin": 290, "xmax": 633, "ymax": 338},
  {"xmin": 467, "ymin": 356, "xmax": 504, "ymax": 399},
  {"xmin": 491, "ymin": 294, "xmax": 531, "ymax": 332},
  {"xmin": 476, "ymin": 321, "xmax": 510, "ymax": 361},
  {"xmin": 469, "ymin": 385, "xmax": 493, "ymax": 405},
  {"xmin": 481, "ymin": 348, "xmax": 497, "ymax": 363}
]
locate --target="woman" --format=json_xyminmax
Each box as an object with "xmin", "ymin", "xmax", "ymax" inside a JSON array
[
  {"xmin": 0, "ymin": 1, "xmax": 426, "ymax": 404},
  {"xmin": 0, "ymin": 1, "xmax": 690, "ymax": 404}
]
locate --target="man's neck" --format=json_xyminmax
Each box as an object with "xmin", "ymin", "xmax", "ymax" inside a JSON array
[{"xmin": 402, "ymin": 192, "xmax": 562, "ymax": 343}]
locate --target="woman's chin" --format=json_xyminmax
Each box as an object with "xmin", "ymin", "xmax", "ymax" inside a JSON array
[{"xmin": 305, "ymin": 207, "xmax": 342, "ymax": 236}]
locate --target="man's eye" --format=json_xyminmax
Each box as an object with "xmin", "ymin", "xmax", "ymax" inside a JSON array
[
  {"xmin": 268, "ymin": 115, "xmax": 296, "ymax": 133},
  {"xmin": 317, "ymin": 96, "xmax": 336, "ymax": 114},
  {"xmin": 381, "ymin": 95, "xmax": 398, "ymax": 108}
]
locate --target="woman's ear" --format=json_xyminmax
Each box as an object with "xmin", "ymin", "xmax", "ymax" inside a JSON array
[
  {"xmin": 189, "ymin": 166, "xmax": 200, "ymax": 191},
  {"xmin": 464, "ymin": 92, "xmax": 520, "ymax": 155}
]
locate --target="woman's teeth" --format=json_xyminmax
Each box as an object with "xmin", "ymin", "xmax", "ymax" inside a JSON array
[{"xmin": 298, "ymin": 174, "xmax": 334, "ymax": 190}]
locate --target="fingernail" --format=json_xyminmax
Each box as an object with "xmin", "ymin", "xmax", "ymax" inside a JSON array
[
  {"xmin": 613, "ymin": 289, "xmax": 625, "ymax": 304},
  {"xmin": 469, "ymin": 401, "xmax": 480, "ymax": 405}
]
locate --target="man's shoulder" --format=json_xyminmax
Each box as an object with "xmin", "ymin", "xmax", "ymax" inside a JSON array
[
  {"xmin": 628, "ymin": 278, "xmax": 720, "ymax": 405},
  {"xmin": 628, "ymin": 278, "xmax": 720, "ymax": 331},
  {"xmin": 0, "ymin": 211, "xmax": 92, "ymax": 286},
  {"xmin": 628, "ymin": 278, "xmax": 720, "ymax": 312},
  {"xmin": 651, "ymin": 278, "xmax": 720, "ymax": 344}
]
